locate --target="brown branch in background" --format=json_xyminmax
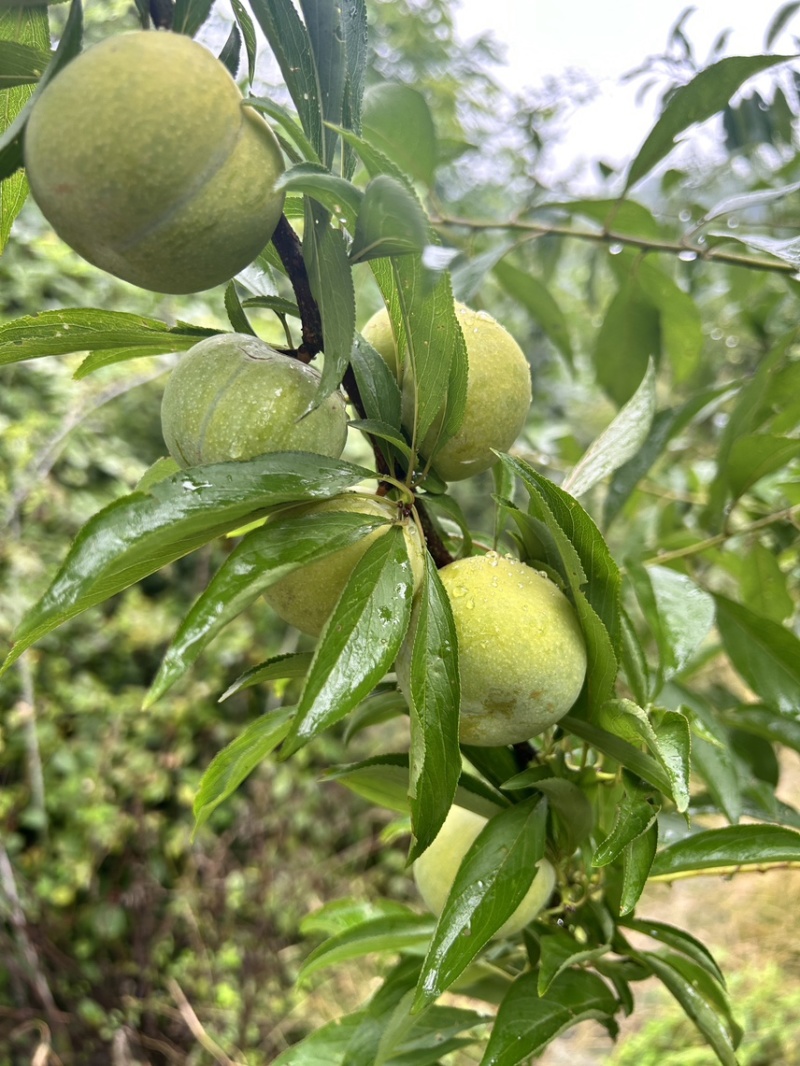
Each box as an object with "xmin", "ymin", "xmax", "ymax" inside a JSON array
[
  {"xmin": 416, "ymin": 499, "xmax": 454, "ymax": 568},
  {"xmin": 148, "ymin": 0, "xmax": 174, "ymax": 28},
  {"xmin": 271, "ymin": 215, "xmax": 324, "ymax": 363},
  {"xmin": 168, "ymin": 980, "xmax": 246, "ymax": 1066}
]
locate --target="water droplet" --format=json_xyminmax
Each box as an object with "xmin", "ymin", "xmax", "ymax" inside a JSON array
[
  {"xmin": 725, "ymin": 335, "xmax": 739, "ymax": 349},
  {"xmin": 726, "ymin": 216, "xmax": 739, "ymax": 229},
  {"xmin": 679, "ymin": 209, "xmax": 692, "ymax": 222},
  {"xmin": 678, "ymin": 249, "xmax": 697, "ymax": 262},
  {"xmin": 609, "ymin": 242, "xmax": 624, "ymax": 255}
]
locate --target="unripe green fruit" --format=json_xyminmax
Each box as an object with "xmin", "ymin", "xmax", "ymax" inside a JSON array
[
  {"xmin": 160, "ymin": 333, "xmax": 348, "ymax": 467},
  {"xmin": 361, "ymin": 302, "xmax": 532, "ymax": 481},
  {"xmin": 265, "ymin": 495, "xmax": 426, "ymax": 636},
  {"xmin": 413, "ymin": 805, "xmax": 556, "ymax": 938},
  {"xmin": 439, "ymin": 553, "xmax": 587, "ymax": 746},
  {"xmin": 24, "ymin": 32, "xmax": 285, "ymax": 294}
]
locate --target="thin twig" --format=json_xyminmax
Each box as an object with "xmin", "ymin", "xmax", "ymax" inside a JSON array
[
  {"xmin": 432, "ymin": 212, "xmax": 799, "ymax": 276},
  {"xmin": 641, "ymin": 503, "xmax": 800, "ymax": 566},
  {"xmin": 167, "ymin": 980, "xmax": 247, "ymax": 1066}
]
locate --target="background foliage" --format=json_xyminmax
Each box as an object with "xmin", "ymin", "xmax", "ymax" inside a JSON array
[{"xmin": 1, "ymin": 1, "xmax": 800, "ymax": 1064}]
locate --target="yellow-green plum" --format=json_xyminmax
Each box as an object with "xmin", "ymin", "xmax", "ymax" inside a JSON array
[
  {"xmin": 24, "ymin": 32, "xmax": 285, "ymax": 294},
  {"xmin": 160, "ymin": 334, "xmax": 348, "ymax": 468},
  {"xmin": 439, "ymin": 553, "xmax": 587, "ymax": 746},
  {"xmin": 413, "ymin": 805, "xmax": 556, "ymax": 938},
  {"xmin": 265, "ymin": 495, "xmax": 426, "ymax": 636},
  {"xmin": 361, "ymin": 302, "xmax": 532, "ymax": 481}
]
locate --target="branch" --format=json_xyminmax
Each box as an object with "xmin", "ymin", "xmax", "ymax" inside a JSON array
[
  {"xmin": 642, "ymin": 503, "xmax": 800, "ymax": 566},
  {"xmin": 432, "ymin": 212, "xmax": 798, "ymax": 277},
  {"xmin": 415, "ymin": 499, "xmax": 454, "ymax": 569},
  {"xmin": 168, "ymin": 980, "xmax": 247, "ymax": 1066},
  {"xmin": 271, "ymin": 214, "xmax": 324, "ymax": 362}
]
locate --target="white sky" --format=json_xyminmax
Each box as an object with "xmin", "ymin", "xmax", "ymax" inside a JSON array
[{"xmin": 453, "ymin": 0, "xmax": 793, "ymax": 179}]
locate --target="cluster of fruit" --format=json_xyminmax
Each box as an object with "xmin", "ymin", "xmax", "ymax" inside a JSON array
[{"xmin": 24, "ymin": 29, "xmax": 587, "ymax": 921}]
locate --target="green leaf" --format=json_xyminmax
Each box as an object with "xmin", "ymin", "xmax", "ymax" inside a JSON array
[
  {"xmin": 283, "ymin": 527, "xmax": 415, "ymax": 755},
  {"xmin": 220, "ymin": 651, "xmax": 313, "ymax": 701},
  {"xmin": 223, "ymin": 282, "xmax": 256, "ymax": 336},
  {"xmin": 327, "ymin": 753, "xmax": 413, "ymax": 814},
  {"xmin": 493, "ymin": 258, "xmax": 573, "ymax": 366},
  {"xmin": 0, "ymin": 0, "xmax": 81, "ymax": 183},
  {"xmin": 717, "ymin": 542, "xmax": 794, "ymax": 624},
  {"xmin": 480, "ymin": 969, "xmax": 617, "ymax": 1066},
  {"xmin": 246, "ymin": 96, "xmax": 321, "ymax": 163},
  {"xmin": 276, "ymin": 162, "xmax": 362, "ymax": 223},
  {"xmin": 298, "ymin": 0, "xmax": 346, "ymax": 165},
  {"xmin": 604, "ymin": 384, "xmax": 731, "ymax": 528},
  {"xmin": 351, "ymin": 175, "xmax": 428, "ymax": 262},
  {"xmin": 625, "ymin": 54, "xmax": 794, "ymax": 190},
  {"xmin": 0, "ymin": 308, "xmax": 216, "ymax": 366},
  {"xmin": 564, "ymin": 360, "xmax": 656, "ymax": 499},
  {"xmin": 414, "ymin": 796, "xmax": 547, "ymax": 1010},
  {"xmin": 651, "ymin": 823, "xmax": 800, "ymax": 878},
  {"xmin": 715, "ymin": 595, "xmax": 800, "ymax": 715},
  {"xmin": 675, "ymin": 688, "xmax": 742, "ymax": 825},
  {"xmin": 340, "ymin": 0, "xmax": 367, "ymax": 181},
  {"xmin": 0, "ymin": 6, "xmax": 48, "ymax": 250},
  {"xmin": 301, "ymin": 897, "xmax": 412, "ymax": 937},
  {"xmin": 641, "ymin": 952, "xmax": 739, "ymax": 1065},
  {"xmin": 618, "ymin": 918, "xmax": 725, "ymax": 984},
  {"xmin": 248, "ymin": 0, "xmax": 324, "ymax": 160},
  {"xmin": 272, "ymin": 1011, "xmax": 366, "ymax": 1066},
  {"xmin": 361, "ymin": 82, "xmax": 437, "ymax": 186},
  {"xmin": 350, "ymin": 332, "xmax": 403, "ymax": 430},
  {"xmin": 146, "ymin": 512, "xmax": 390, "ymax": 705},
  {"xmin": 1, "ymin": 454, "xmax": 373, "ymax": 675},
  {"xmin": 620, "ymin": 821, "xmax": 657, "ymax": 915},
  {"xmin": 632, "ymin": 565, "xmax": 715, "ymax": 691},
  {"xmin": 370, "ymin": 255, "xmax": 469, "ymax": 455},
  {"xmin": 726, "ymin": 433, "xmax": 800, "ymax": 499},
  {"xmin": 172, "ymin": 0, "xmax": 214, "ymax": 35},
  {"xmin": 231, "ymin": 0, "xmax": 257, "ymax": 83},
  {"xmin": 402, "ymin": 558, "xmax": 461, "ymax": 863},
  {"xmin": 0, "ymin": 39, "xmax": 50, "ymax": 88},
  {"xmin": 718, "ymin": 703, "xmax": 800, "ymax": 756},
  {"xmin": 217, "ymin": 20, "xmax": 241, "ymax": 77},
  {"xmin": 635, "ymin": 257, "xmax": 704, "ymax": 385},
  {"xmin": 562, "ymin": 716, "xmax": 672, "ymax": 794},
  {"xmin": 500, "ymin": 456, "xmax": 621, "ymax": 714},
  {"xmin": 193, "ymin": 706, "xmax": 295, "ymax": 831},
  {"xmin": 593, "ymin": 276, "xmax": 659, "ymax": 406},
  {"xmin": 501, "ymin": 775, "xmax": 594, "ymax": 853},
  {"xmin": 703, "ymin": 332, "xmax": 791, "ymax": 529},
  {"xmin": 543, "ymin": 197, "xmax": 665, "ymax": 240},
  {"xmin": 298, "ymin": 912, "xmax": 434, "ymax": 983},
  {"xmin": 593, "ymin": 785, "xmax": 659, "ymax": 868},
  {"xmin": 303, "ymin": 203, "xmax": 356, "ymax": 403},
  {"xmin": 536, "ymin": 930, "xmax": 611, "ymax": 996}
]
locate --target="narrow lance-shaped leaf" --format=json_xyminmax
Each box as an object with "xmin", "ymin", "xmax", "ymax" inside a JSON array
[
  {"xmin": 350, "ymin": 174, "xmax": 429, "ymax": 263},
  {"xmin": 0, "ymin": 308, "xmax": 216, "ymax": 367},
  {"xmin": 0, "ymin": 7, "xmax": 49, "ymax": 250},
  {"xmin": 620, "ymin": 820, "xmax": 658, "ymax": 915},
  {"xmin": 493, "ymin": 258, "xmax": 573, "ymax": 367},
  {"xmin": 715, "ymin": 594, "xmax": 800, "ymax": 715},
  {"xmin": 146, "ymin": 512, "xmax": 390, "ymax": 706},
  {"xmin": 282, "ymin": 526, "xmax": 415, "ymax": 756},
  {"xmin": 340, "ymin": 0, "xmax": 367, "ymax": 179},
  {"xmin": 248, "ymin": 0, "xmax": 323, "ymax": 158},
  {"xmin": 303, "ymin": 200, "xmax": 356, "ymax": 402},
  {"xmin": 400, "ymin": 556, "xmax": 461, "ymax": 863},
  {"xmin": 481, "ymin": 969, "xmax": 617, "ymax": 1066},
  {"xmin": 231, "ymin": 0, "xmax": 257, "ymax": 83},
  {"xmin": 641, "ymin": 952, "xmax": 739, "ymax": 1066},
  {"xmin": 625, "ymin": 54, "xmax": 794, "ymax": 190},
  {"xmin": 193, "ymin": 706, "xmax": 295, "ymax": 831},
  {"xmin": 220, "ymin": 651, "xmax": 313, "ymax": 702},
  {"xmin": 593, "ymin": 782, "xmax": 660, "ymax": 868},
  {"xmin": 536, "ymin": 930, "xmax": 611, "ymax": 997},
  {"xmin": 361, "ymin": 82, "xmax": 437, "ymax": 187},
  {"xmin": 650, "ymin": 823, "xmax": 800, "ymax": 879},
  {"xmin": 414, "ymin": 796, "xmax": 547, "ymax": 1011},
  {"xmin": 297, "ymin": 912, "xmax": 434, "ymax": 984},
  {"xmin": 0, "ymin": 0, "xmax": 82, "ymax": 182},
  {"xmin": 563, "ymin": 359, "xmax": 656, "ymax": 499},
  {"xmin": 1, "ymin": 454, "xmax": 373, "ymax": 676}
]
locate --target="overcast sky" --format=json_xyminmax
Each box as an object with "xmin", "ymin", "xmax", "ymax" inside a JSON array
[{"xmin": 453, "ymin": 0, "xmax": 793, "ymax": 180}]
